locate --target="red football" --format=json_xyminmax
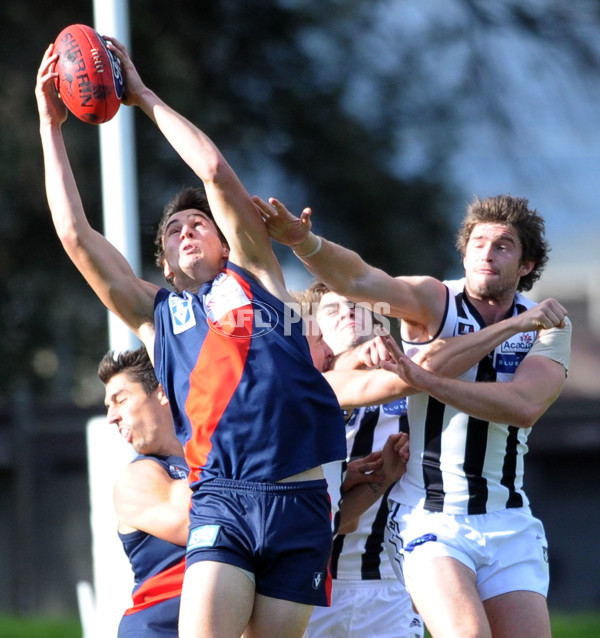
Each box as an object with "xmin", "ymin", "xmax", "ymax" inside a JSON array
[{"xmin": 53, "ymin": 24, "xmax": 124, "ymax": 124}]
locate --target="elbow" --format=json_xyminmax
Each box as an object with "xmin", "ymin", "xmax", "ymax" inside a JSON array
[
  {"xmin": 202, "ymin": 150, "xmax": 230, "ymax": 184},
  {"xmin": 513, "ymin": 406, "xmax": 545, "ymax": 429},
  {"xmin": 57, "ymin": 225, "xmax": 85, "ymax": 253}
]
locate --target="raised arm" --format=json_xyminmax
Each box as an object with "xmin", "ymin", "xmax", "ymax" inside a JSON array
[
  {"xmin": 113, "ymin": 459, "xmax": 191, "ymax": 546},
  {"xmin": 35, "ymin": 45, "xmax": 158, "ymax": 348},
  {"xmin": 254, "ymin": 196, "xmax": 447, "ymax": 332},
  {"xmin": 413, "ymin": 297, "xmax": 569, "ymax": 377},
  {"xmin": 324, "ymin": 297, "xmax": 568, "ymax": 409},
  {"xmin": 387, "ymin": 320, "xmax": 571, "ymax": 428},
  {"xmin": 106, "ymin": 38, "xmax": 286, "ymax": 298}
]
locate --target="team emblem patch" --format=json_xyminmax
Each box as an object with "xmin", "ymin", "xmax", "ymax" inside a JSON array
[
  {"xmin": 312, "ymin": 571, "xmax": 324, "ymax": 590},
  {"xmin": 458, "ymin": 321, "xmax": 475, "ymax": 334},
  {"xmin": 168, "ymin": 464, "xmax": 188, "ymax": 480},
  {"xmin": 169, "ymin": 292, "xmax": 196, "ymax": 334}
]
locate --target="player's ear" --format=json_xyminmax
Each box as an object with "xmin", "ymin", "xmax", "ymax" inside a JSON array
[
  {"xmin": 157, "ymin": 386, "xmax": 169, "ymax": 406},
  {"xmin": 222, "ymin": 243, "xmax": 230, "ymax": 259},
  {"xmin": 163, "ymin": 259, "xmax": 174, "ymax": 282},
  {"xmin": 519, "ymin": 259, "xmax": 534, "ymax": 277}
]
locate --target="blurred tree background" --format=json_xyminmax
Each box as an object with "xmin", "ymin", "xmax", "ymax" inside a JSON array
[{"xmin": 1, "ymin": 0, "xmax": 599, "ymax": 408}]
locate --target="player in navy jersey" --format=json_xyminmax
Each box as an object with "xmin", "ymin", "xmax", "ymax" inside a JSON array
[
  {"xmin": 98, "ymin": 348, "xmax": 190, "ymax": 638},
  {"xmin": 255, "ymin": 194, "xmax": 571, "ymax": 638},
  {"xmin": 36, "ymin": 38, "xmax": 346, "ymax": 638}
]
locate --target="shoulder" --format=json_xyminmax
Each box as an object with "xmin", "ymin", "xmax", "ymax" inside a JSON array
[
  {"xmin": 115, "ymin": 456, "xmax": 169, "ymax": 491},
  {"xmin": 528, "ymin": 317, "xmax": 572, "ymax": 371}
]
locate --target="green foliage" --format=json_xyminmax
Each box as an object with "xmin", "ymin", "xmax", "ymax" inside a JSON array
[
  {"xmin": 0, "ymin": 615, "xmax": 81, "ymax": 638},
  {"xmin": 551, "ymin": 610, "xmax": 600, "ymax": 636},
  {"xmin": 0, "ymin": 611, "xmax": 599, "ymax": 638},
  {"xmin": 1, "ymin": 0, "xmax": 600, "ymax": 406},
  {"xmin": 421, "ymin": 611, "xmax": 600, "ymax": 637}
]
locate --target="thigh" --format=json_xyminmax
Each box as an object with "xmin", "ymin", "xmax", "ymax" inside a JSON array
[
  {"xmin": 179, "ymin": 561, "xmax": 255, "ymax": 638},
  {"xmin": 405, "ymin": 555, "xmax": 491, "ymax": 638},
  {"xmin": 484, "ymin": 590, "xmax": 551, "ymax": 638},
  {"xmin": 245, "ymin": 592, "xmax": 314, "ymax": 638},
  {"xmin": 478, "ymin": 509, "xmax": 549, "ymax": 601}
]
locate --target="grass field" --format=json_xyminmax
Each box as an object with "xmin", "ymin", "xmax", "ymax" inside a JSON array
[
  {"xmin": 420, "ymin": 611, "xmax": 600, "ymax": 638},
  {"xmin": 1, "ymin": 611, "xmax": 599, "ymax": 637}
]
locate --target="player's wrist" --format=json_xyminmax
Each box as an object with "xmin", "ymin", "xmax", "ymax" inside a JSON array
[{"xmin": 293, "ymin": 232, "xmax": 322, "ymax": 258}]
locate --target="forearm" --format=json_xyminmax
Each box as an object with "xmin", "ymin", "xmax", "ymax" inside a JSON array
[
  {"xmin": 40, "ymin": 124, "xmax": 90, "ymax": 242},
  {"xmin": 416, "ymin": 374, "xmax": 532, "ymax": 426},
  {"xmin": 138, "ymin": 89, "xmax": 280, "ymax": 277},
  {"xmin": 293, "ymin": 235, "xmax": 376, "ymax": 301},
  {"xmin": 337, "ymin": 481, "xmax": 388, "ymax": 535},
  {"xmin": 416, "ymin": 316, "xmax": 531, "ymax": 377},
  {"xmin": 326, "ymin": 369, "xmax": 413, "ymax": 410},
  {"xmin": 137, "ymin": 88, "xmax": 226, "ymax": 184},
  {"xmin": 407, "ymin": 360, "xmax": 562, "ymax": 428},
  {"xmin": 417, "ymin": 301, "xmax": 570, "ymax": 379}
]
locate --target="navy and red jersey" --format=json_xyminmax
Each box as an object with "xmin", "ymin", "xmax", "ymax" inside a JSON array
[
  {"xmin": 118, "ymin": 454, "xmax": 189, "ymax": 636},
  {"xmin": 154, "ymin": 261, "xmax": 346, "ymax": 487}
]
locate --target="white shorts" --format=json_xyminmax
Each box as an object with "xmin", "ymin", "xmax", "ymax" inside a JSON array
[
  {"xmin": 385, "ymin": 503, "xmax": 549, "ymax": 601},
  {"xmin": 304, "ymin": 578, "xmax": 423, "ymax": 638}
]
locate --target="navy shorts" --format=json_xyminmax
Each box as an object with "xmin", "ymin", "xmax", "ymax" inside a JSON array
[
  {"xmin": 117, "ymin": 596, "xmax": 180, "ymax": 637},
  {"xmin": 186, "ymin": 478, "xmax": 333, "ymax": 606}
]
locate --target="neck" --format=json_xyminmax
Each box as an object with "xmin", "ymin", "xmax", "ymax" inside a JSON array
[{"xmin": 465, "ymin": 292, "xmax": 515, "ymax": 326}]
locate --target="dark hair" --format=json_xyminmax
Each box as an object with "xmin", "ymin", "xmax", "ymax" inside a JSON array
[
  {"xmin": 98, "ymin": 347, "xmax": 159, "ymax": 396},
  {"xmin": 153, "ymin": 186, "xmax": 227, "ymax": 270},
  {"xmin": 455, "ymin": 195, "xmax": 549, "ymax": 292}
]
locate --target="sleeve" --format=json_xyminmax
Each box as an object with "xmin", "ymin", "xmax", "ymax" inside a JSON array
[{"xmin": 528, "ymin": 317, "xmax": 572, "ymax": 372}]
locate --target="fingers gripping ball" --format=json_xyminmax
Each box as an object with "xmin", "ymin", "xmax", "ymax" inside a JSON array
[{"xmin": 53, "ymin": 24, "xmax": 123, "ymax": 124}]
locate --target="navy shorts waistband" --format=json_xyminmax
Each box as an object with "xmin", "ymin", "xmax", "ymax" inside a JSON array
[{"xmin": 197, "ymin": 477, "xmax": 328, "ymax": 494}]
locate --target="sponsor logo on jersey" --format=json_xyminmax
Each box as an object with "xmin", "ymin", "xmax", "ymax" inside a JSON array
[
  {"xmin": 496, "ymin": 351, "xmax": 526, "ymax": 373},
  {"xmin": 204, "ymin": 274, "xmax": 279, "ymax": 338},
  {"xmin": 188, "ymin": 524, "xmax": 220, "ymax": 550},
  {"xmin": 458, "ymin": 321, "xmax": 475, "ymax": 334},
  {"xmin": 169, "ymin": 292, "xmax": 196, "ymax": 334},
  {"xmin": 383, "ymin": 398, "xmax": 408, "ymax": 415},
  {"xmin": 500, "ymin": 332, "xmax": 534, "ymax": 353}
]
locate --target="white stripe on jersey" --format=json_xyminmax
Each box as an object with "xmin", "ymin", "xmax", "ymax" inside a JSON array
[
  {"xmin": 390, "ymin": 278, "xmax": 538, "ymax": 515},
  {"xmin": 332, "ymin": 400, "xmax": 407, "ymax": 580}
]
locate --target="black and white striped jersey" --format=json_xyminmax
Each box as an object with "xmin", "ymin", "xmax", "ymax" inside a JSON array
[
  {"xmin": 390, "ymin": 278, "xmax": 545, "ymax": 515},
  {"xmin": 331, "ymin": 398, "xmax": 408, "ymax": 580}
]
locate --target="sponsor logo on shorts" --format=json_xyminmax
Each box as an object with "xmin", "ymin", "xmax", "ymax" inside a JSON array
[
  {"xmin": 188, "ymin": 524, "xmax": 220, "ymax": 550},
  {"xmin": 312, "ymin": 572, "xmax": 324, "ymax": 590},
  {"xmin": 405, "ymin": 533, "xmax": 437, "ymax": 553}
]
